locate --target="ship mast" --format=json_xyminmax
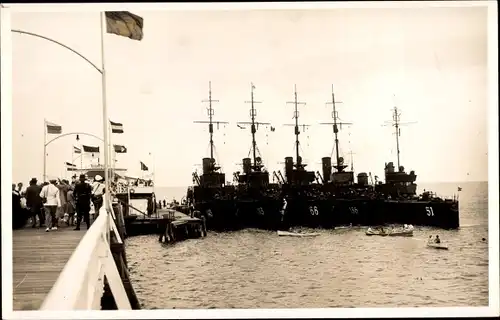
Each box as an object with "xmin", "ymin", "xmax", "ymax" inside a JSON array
[
  {"xmin": 349, "ymin": 150, "xmax": 355, "ymax": 172},
  {"xmin": 383, "ymin": 103, "xmax": 416, "ymax": 170},
  {"xmin": 237, "ymin": 83, "xmax": 270, "ymax": 171},
  {"xmin": 208, "ymin": 81, "xmax": 216, "ymax": 159},
  {"xmin": 393, "ymin": 106, "xmax": 401, "ymax": 169},
  {"xmin": 250, "ymin": 84, "xmax": 258, "ymax": 166},
  {"xmin": 194, "ymin": 81, "xmax": 228, "ymax": 168},
  {"xmin": 285, "ymin": 85, "xmax": 309, "ymax": 167},
  {"xmin": 320, "ymin": 85, "xmax": 352, "ymax": 172}
]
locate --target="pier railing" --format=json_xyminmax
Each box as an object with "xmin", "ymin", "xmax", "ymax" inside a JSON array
[{"xmin": 40, "ymin": 196, "xmax": 132, "ymax": 310}]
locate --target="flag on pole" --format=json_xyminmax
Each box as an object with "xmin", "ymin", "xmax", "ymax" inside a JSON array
[
  {"xmin": 114, "ymin": 145, "xmax": 127, "ymax": 153},
  {"xmin": 140, "ymin": 161, "xmax": 149, "ymax": 171},
  {"xmin": 105, "ymin": 11, "xmax": 144, "ymax": 41},
  {"xmin": 457, "ymin": 187, "xmax": 462, "ymax": 192},
  {"xmin": 73, "ymin": 146, "xmax": 81, "ymax": 154},
  {"xmin": 65, "ymin": 162, "xmax": 77, "ymax": 171},
  {"xmin": 46, "ymin": 121, "xmax": 62, "ymax": 134},
  {"xmin": 110, "ymin": 120, "xmax": 124, "ymax": 133},
  {"xmin": 83, "ymin": 145, "xmax": 100, "ymax": 155}
]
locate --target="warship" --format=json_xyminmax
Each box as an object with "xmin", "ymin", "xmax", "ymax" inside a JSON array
[
  {"xmin": 187, "ymin": 82, "xmax": 238, "ymax": 231},
  {"xmin": 318, "ymin": 96, "xmax": 460, "ymax": 229},
  {"xmin": 317, "ymin": 86, "xmax": 378, "ymax": 228},
  {"xmin": 373, "ymin": 106, "xmax": 460, "ymax": 229},
  {"xmin": 277, "ymin": 85, "xmax": 331, "ymax": 230},
  {"xmin": 233, "ymin": 83, "xmax": 283, "ymax": 230},
  {"xmin": 304, "ymin": 87, "xmax": 460, "ymax": 230}
]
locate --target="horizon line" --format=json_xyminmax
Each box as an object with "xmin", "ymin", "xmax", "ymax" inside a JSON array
[{"xmin": 154, "ymin": 180, "xmax": 488, "ymax": 189}]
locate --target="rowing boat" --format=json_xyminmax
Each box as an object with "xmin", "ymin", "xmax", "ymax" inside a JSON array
[
  {"xmin": 277, "ymin": 230, "xmax": 320, "ymax": 237},
  {"xmin": 427, "ymin": 243, "xmax": 449, "ymax": 250}
]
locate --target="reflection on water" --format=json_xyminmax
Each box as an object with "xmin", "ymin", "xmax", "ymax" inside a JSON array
[{"xmin": 126, "ymin": 182, "xmax": 489, "ymax": 308}]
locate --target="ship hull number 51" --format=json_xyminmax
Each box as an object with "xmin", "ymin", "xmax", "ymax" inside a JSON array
[{"xmin": 426, "ymin": 207, "xmax": 435, "ymax": 217}]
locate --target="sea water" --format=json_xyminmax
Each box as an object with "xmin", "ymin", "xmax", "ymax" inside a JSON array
[{"xmin": 126, "ymin": 181, "xmax": 489, "ymax": 308}]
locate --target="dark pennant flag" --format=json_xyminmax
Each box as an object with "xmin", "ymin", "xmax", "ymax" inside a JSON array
[
  {"xmin": 114, "ymin": 145, "xmax": 127, "ymax": 153},
  {"xmin": 82, "ymin": 145, "xmax": 100, "ymax": 154}
]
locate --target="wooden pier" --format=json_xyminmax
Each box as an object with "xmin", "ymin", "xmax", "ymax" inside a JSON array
[
  {"xmin": 12, "ymin": 202, "xmax": 140, "ymax": 311},
  {"xmin": 12, "ymin": 205, "xmax": 207, "ymax": 310},
  {"xmin": 12, "ymin": 226, "xmax": 86, "ymax": 310},
  {"xmin": 125, "ymin": 208, "xmax": 207, "ymax": 241}
]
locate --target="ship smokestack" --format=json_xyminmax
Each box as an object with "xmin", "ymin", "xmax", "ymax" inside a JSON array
[
  {"xmin": 202, "ymin": 158, "xmax": 211, "ymax": 175},
  {"xmin": 322, "ymin": 157, "xmax": 332, "ymax": 183},
  {"xmin": 242, "ymin": 158, "xmax": 251, "ymax": 174},
  {"xmin": 357, "ymin": 172, "xmax": 368, "ymax": 186},
  {"xmin": 284, "ymin": 157, "xmax": 293, "ymax": 183}
]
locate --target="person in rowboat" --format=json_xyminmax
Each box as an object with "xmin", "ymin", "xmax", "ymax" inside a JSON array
[{"xmin": 435, "ymin": 235, "xmax": 441, "ymax": 244}]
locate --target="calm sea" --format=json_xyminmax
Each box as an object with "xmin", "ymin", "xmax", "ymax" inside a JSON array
[{"xmin": 126, "ymin": 181, "xmax": 489, "ymax": 308}]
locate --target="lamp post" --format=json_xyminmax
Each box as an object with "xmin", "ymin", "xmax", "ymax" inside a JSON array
[
  {"xmin": 149, "ymin": 151, "xmax": 156, "ymax": 217},
  {"xmin": 13, "ymin": 27, "xmax": 111, "ymax": 210}
]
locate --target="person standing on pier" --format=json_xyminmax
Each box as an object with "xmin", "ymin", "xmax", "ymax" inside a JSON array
[
  {"xmin": 67, "ymin": 185, "xmax": 76, "ymax": 226},
  {"xmin": 39, "ymin": 179, "xmax": 61, "ymax": 232},
  {"xmin": 25, "ymin": 178, "xmax": 44, "ymax": 228},
  {"xmin": 57, "ymin": 179, "xmax": 70, "ymax": 225},
  {"xmin": 74, "ymin": 174, "xmax": 92, "ymax": 230},
  {"xmin": 12, "ymin": 183, "xmax": 25, "ymax": 229},
  {"xmin": 17, "ymin": 182, "xmax": 24, "ymax": 194},
  {"xmin": 91, "ymin": 175, "xmax": 105, "ymax": 218}
]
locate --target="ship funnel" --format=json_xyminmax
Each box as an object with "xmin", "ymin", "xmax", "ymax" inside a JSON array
[
  {"xmin": 202, "ymin": 157, "xmax": 212, "ymax": 175},
  {"xmin": 385, "ymin": 162, "xmax": 395, "ymax": 173},
  {"xmin": 284, "ymin": 157, "xmax": 293, "ymax": 182},
  {"xmin": 357, "ymin": 172, "xmax": 369, "ymax": 186},
  {"xmin": 242, "ymin": 158, "xmax": 251, "ymax": 174},
  {"xmin": 322, "ymin": 157, "xmax": 332, "ymax": 183}
]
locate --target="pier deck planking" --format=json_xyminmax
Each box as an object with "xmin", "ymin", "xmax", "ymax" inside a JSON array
[{"xmin": 12, "ymin": 226, "xmax": 86, "ymax": 310}]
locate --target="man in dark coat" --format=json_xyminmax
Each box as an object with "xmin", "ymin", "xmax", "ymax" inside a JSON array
[
  {"xmin": 12, "ymin": 183, "xmax": 25, "ymax": 229},
  {"xmin": 73, "ymin": 174, "xmax": 92, "ymax": 230},
  {"xmin": 25, "ymin": 178, "xmax": 44, "ymax": 228}
]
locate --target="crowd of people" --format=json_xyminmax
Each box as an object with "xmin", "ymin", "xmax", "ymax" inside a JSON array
[{"xmin": 12, "ymin": 174, "xmax": 106, "ymax": 232}]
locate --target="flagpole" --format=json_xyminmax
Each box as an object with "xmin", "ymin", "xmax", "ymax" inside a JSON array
[
  {"xmin": 100, "ymin": 12, "xmax": 110, "ymax": 210},
  {"xmin": 108, "ymin": 121, "xmax": 111, "ymax": 180},
  {"xmin": 43, "ymin": 118, "xmax": 47, "ymax": 182},
  {"xmin": 108, "ymin": 121, "xmax": 115, "ymax": 183},
  {"xmin": 71, "ymin": 146, "xmax": 74, "ymax": 180},
  {"xmin": 80, "ymin": 144, "xmax": 83, "ymax": 172},
  {"xmin": 113, "ymin": 145, "xmax": 116, "ymax": 181}
]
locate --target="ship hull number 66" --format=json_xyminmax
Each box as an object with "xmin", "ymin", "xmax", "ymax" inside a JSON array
[{"xmin": 309, "ymin": 206, "xmax": 319, "ymax": 216}]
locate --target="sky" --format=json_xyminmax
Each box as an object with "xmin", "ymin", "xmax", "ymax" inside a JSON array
[{"xmin": 8, "ymin": 4, "xmax": 490, "ymax": 187}]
